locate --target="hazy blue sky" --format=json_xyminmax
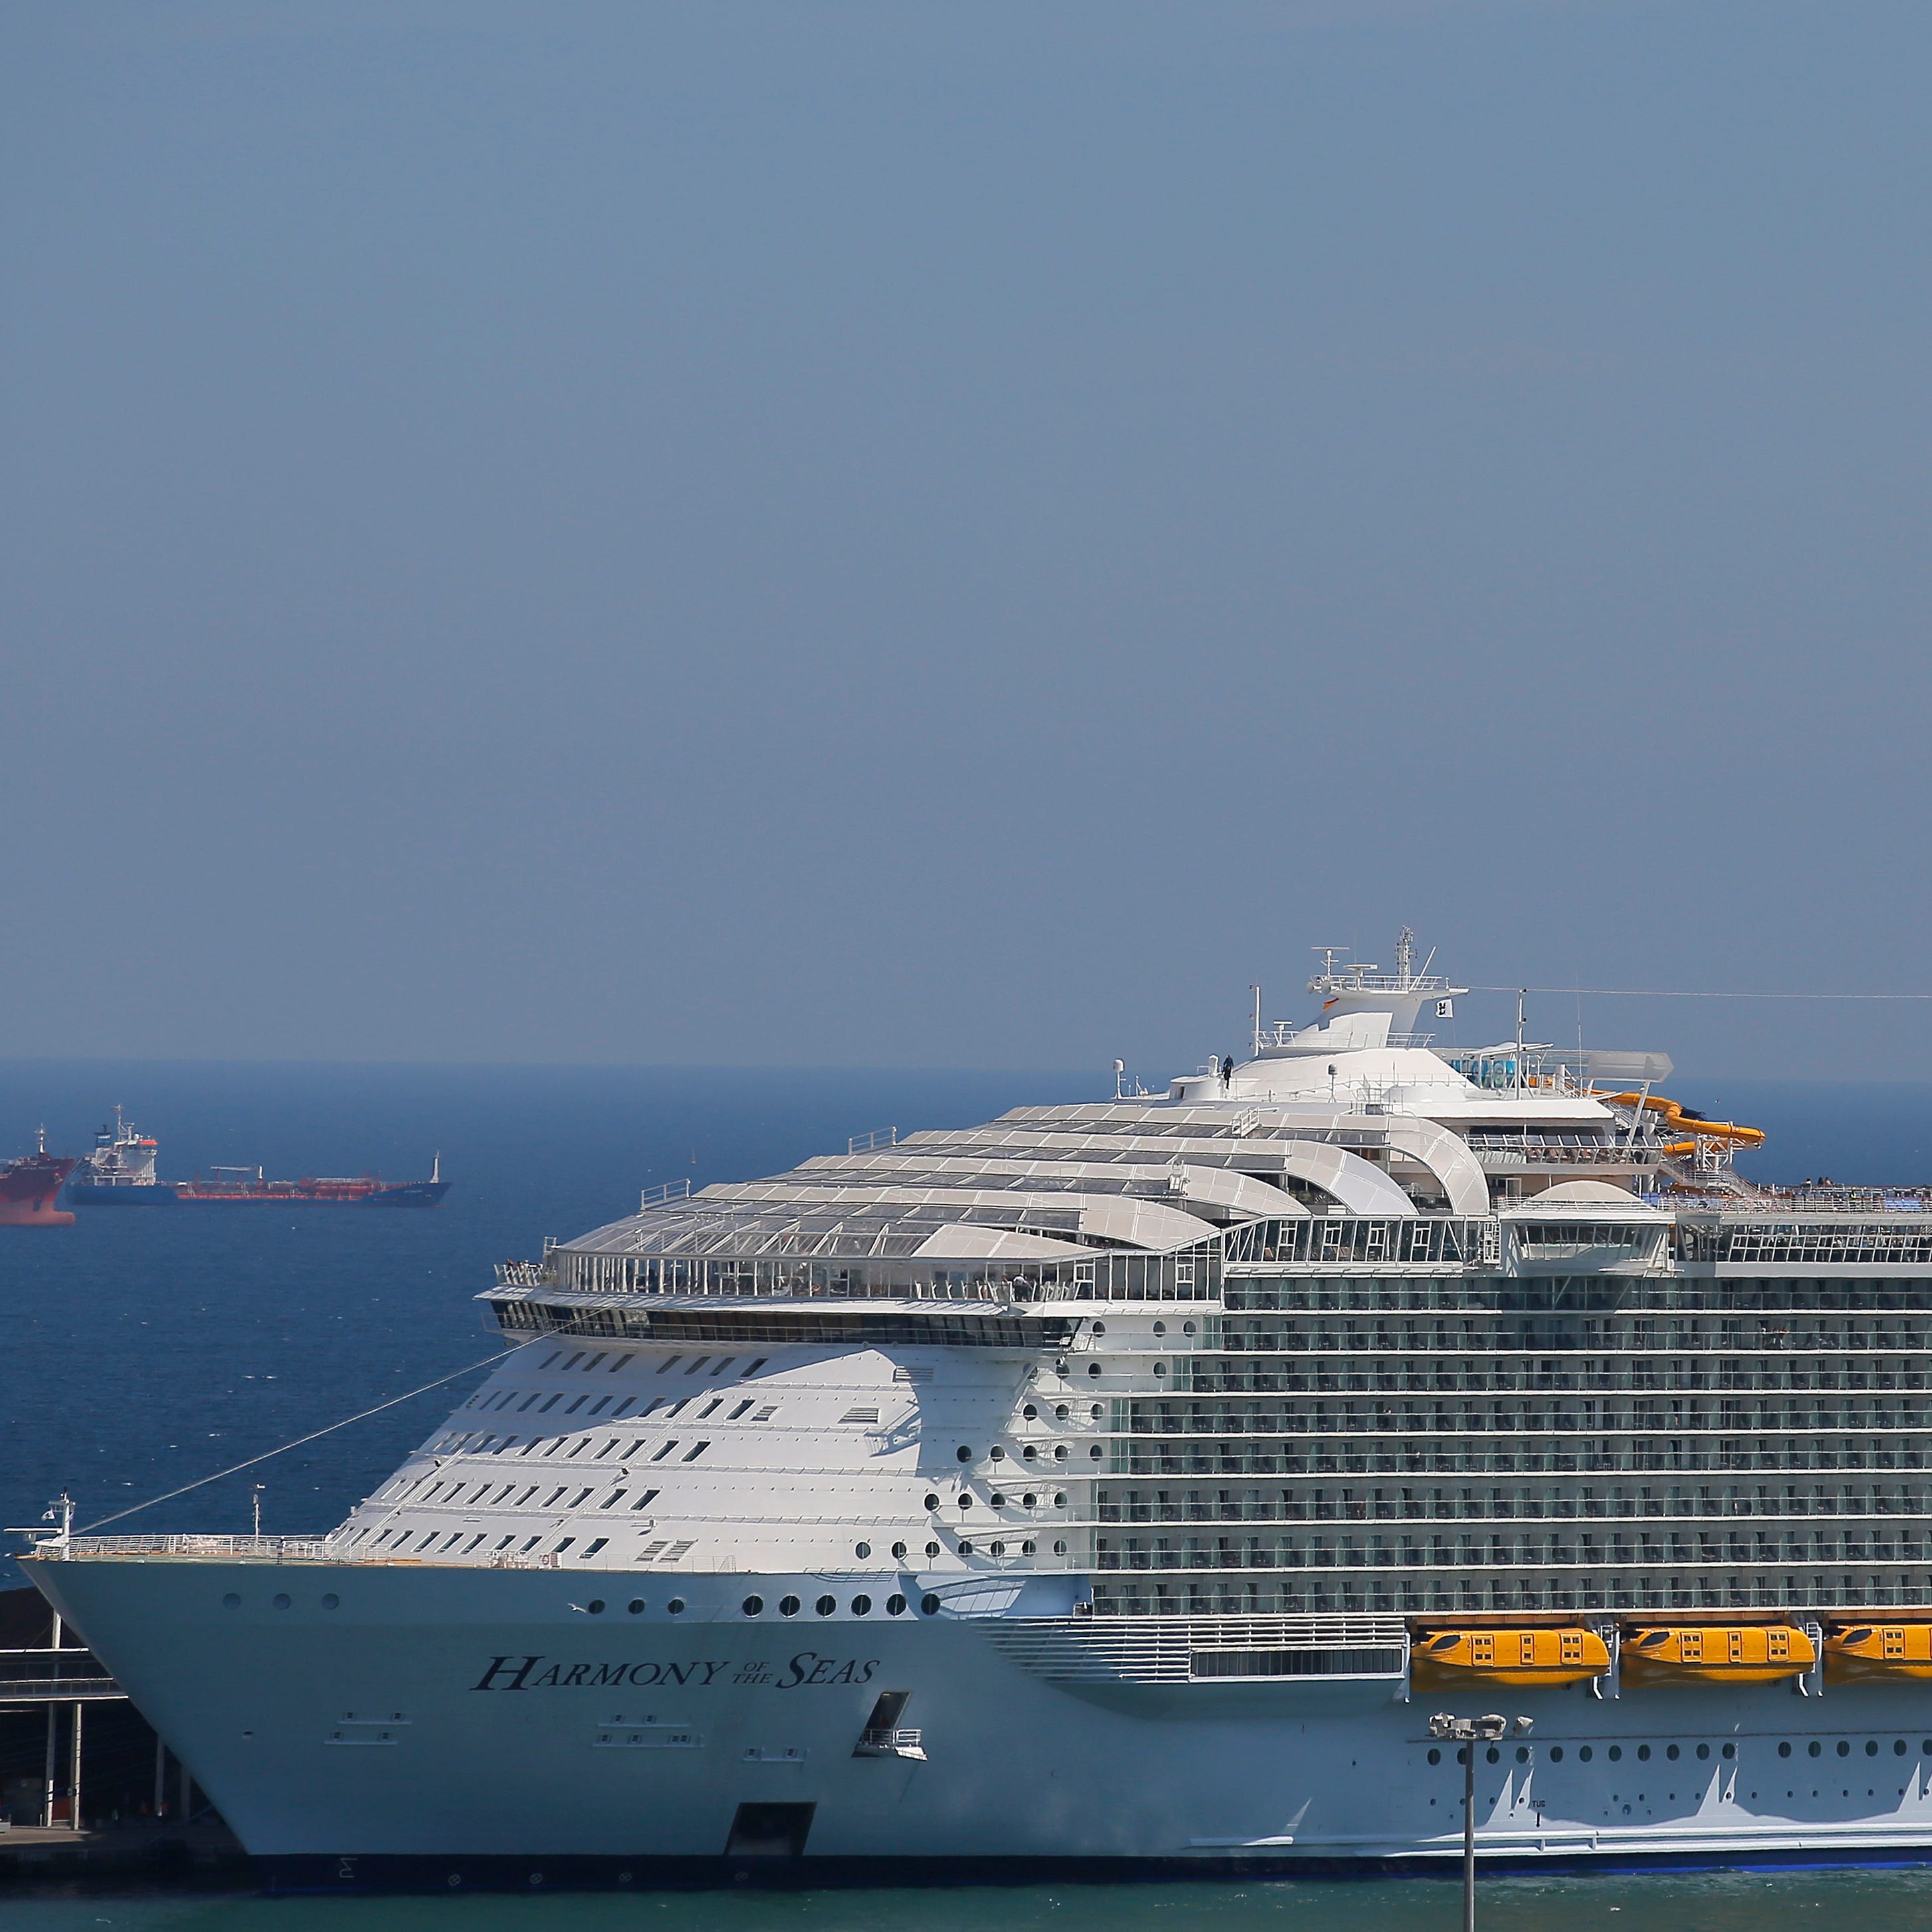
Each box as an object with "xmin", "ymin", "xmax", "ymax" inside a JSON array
[{"xmin": 7, "ymin": 1, "xmax": 1931, "ymax": 1081}]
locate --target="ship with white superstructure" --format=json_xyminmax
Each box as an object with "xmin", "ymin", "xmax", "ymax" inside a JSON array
[{"xmin": 25, "ymin": 933, "xmax": 1932, "ymax": 1888}]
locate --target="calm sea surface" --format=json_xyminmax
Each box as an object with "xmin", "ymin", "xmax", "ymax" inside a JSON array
[{"xmin": 4, "ymin": 1063, "xmax": 1932, "ymax": 1929}]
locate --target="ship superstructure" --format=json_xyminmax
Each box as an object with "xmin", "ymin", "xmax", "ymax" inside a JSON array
[
  {"xmin": 65, "ymin": 1107, "xmax": 166, "ymax": 1203},
  {"xmin": 25, "ymin": 937, "xmax": 1932, "ymax": 1886}
]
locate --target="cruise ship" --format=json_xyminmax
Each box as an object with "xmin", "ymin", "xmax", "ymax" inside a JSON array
[{"xmin": 25, "ymin": 936, "xmax": 1932, "ymax": 1888}]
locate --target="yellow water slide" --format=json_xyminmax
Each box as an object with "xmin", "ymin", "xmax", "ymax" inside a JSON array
[{"xmin": 1597, "ymin": 1091, "xmax": 1765, "ymax": 1156}]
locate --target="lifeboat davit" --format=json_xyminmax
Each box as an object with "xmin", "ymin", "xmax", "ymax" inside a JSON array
[
  {"xmin": 1411, "ymin": 1625, "xmax": 1610, "ymax": 1689},
  {"xmin": 1620, "ymin": 1623, "xmax": 1814, "ymax": 1685},
  {"xmin": 1824, "ymin": 1622, "xmax": 1932, "ymax": 1684}
]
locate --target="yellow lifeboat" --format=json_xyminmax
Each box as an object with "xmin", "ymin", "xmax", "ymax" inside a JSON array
[
  {"xmin": 1411, "ymin": 1625, "xmax": 1610, "ymax": 1689},
  {"xmin": 1620, "ymin": 1623, "xmax": 1814, "ymax": 1686},
  {"xmin": 1823, "ymin": 1622, "xmax": 1932, "ymax": 1684}
]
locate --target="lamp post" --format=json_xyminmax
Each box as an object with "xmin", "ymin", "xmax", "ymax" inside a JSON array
[{"xmin": 1428, "ymin": 1712, "xmax": 1533, "ymax": 1932}]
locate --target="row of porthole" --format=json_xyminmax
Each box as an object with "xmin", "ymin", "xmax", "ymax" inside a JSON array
[
  {"xmin": 958, "ymin": 1442, "xmax": 1104, "ymax": 1462},
  {"xmin": 923, "ymin": 1491, "xmax": 1068, "ymax": 1511},
  {"xmin": 1425, "ymin": 1739, "xmax": 1932, "ymax": 1767},
  {"xmin": 742, "ymin": 1592, "xmax": 942, "ymax": 1618},
  {"xmin": 223, "ymin": 1592, "xmax": 340, "ymax": 1610}
]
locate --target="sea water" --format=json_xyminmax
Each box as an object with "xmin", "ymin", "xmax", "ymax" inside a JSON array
[{"xmin": 4, "ymin": 1062, "xmax": 1932, "ymax": 1931}]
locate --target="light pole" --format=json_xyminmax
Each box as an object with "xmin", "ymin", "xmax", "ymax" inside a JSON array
[
  {"xmin": 1428, "ymin": 1712, "xmax": 1533, "ymax": 1932},
  {"xmin": 251, "ymin": 1485, "xmax": 265, "ymax": 1539}
]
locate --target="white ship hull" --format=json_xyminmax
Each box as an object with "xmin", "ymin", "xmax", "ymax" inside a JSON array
[{"xmin": 33, "ymin": 1554, "xmax": 1932, "ymax": 1888}]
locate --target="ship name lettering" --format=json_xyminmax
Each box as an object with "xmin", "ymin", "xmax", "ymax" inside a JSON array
[
  {"xmin": 470, "ymin": 1655, "xmax": 734, "ymax": 1691},
  {"xmin": 778, "ymin": 1652, "xmax": 880, "ymax": 1689}
]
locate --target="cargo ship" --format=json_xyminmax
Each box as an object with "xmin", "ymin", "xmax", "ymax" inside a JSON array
[
  {"xmin": 0, "ymin": 1128, "xmax": 76, "ymax": 1227},
  {"xmin": 66, "ymin": 1114, "xmax": 449, "ymax": 1206},
  {"xmin": 63, "ymin": 1107, "xmax": 165, "ymax": 1203},
  {"xmin": 174, "ymin": 1157, "xmax": 449, "ymax": 1206}
]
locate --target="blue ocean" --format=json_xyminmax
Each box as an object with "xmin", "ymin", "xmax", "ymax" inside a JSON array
[{"xmin": 5, "ymin": 1062, "xmax": 1932, "ymax": 1932}]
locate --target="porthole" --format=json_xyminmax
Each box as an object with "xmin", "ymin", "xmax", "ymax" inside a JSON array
[
  {"xmin": 272, "ymin": 1594, "xmax": 292, "ymax": 1611},
  {"xmin": 1054, "ymin": 1446, "xmax": 1068, "ymax": 1460},
  {"xmin": 1089, "ymin": 1446, "xmax": 1103, "ymax": 1459},
  {"xmin": 320, "ymin": 1593, "xmax": 340, "ymax": 1610},
  {"xmin": 924, "ymin": 1493, "xmax": 940, "ymax": 1509},
  {"xmin": 1838, "ymin": 1741, "xmax": 1852, "ymax": 1758},
  {"xmin": 1485, "ymin": 1746, "xmax": 1500, "ymax": 1765},
  {"xmin": 990, "ymin": 1542, "xmax": 1006, "ymax": 1556},
  {"xmin": 1578, "ymin": 1747, "xmax": 1593, "ymax": 1762},
  {"xmin": 667, "ymin": 1598, "xmax": 685, "ymax": 1615},
  {"xmin": 779, "ymin": 1596, "xmax": 800, "ymax": 1617},
  {"xmin": 855, "ymin": 1542, "xmax": 871, "ymax": 1559},
  {"xmin": 1053, "ymin": 1540, "xmax": 1067, "ymax": 1555},
  {"xmin": 887, "ymin": 1594, "xmax": 907, "ymax": 1616},
  {"xmin": 1023, "ymin": 1494, "xmax": 1037, "ymax": 1507},
  {"xmin": 1091, "ymin": 1324, "xmax": 1106, "ymax": 1338},
  {"xmin": 925, "ymin": 1541, "xmax": 940, "ymax": 1557},
  {"xmin": 921, "ymin": 1592, "xmax": 941, "ymax": 1615},
  {"xmin": 1866, "ymin": 1741, "xmax": 1880, "ymax": 1757},
  {"xmin": 1153, "ymin": 1364, "xmax": 1167, "ymax": 1378},
  {"xmin": 587, "ymin": 1599, "xmax": 606, "ymax": 1615},
  {"xmin": 957, "ymin": 1446, "xmax": 973, "ymax": 1461},
  {"xmin": 852, "ymin": 1595, "xmax": 873, "ymax": 1616},
  {"xmin": 1053, "ymin": 1492, "xmax": 1066, "ymax": 1505},
  {"xmin": 1608, "ymin": 1746, "xmax": 1622, "ymax": 1762},
  {"xmin": 1023, "ymin": 1404, "xmax": 1038, "ymax": 1420},
  {"xmin": 1090, "ymin": 1404, "xmax": 1102, "ymax": 1418},
  {"xmin": 1721, "ymin": 1743, "xmax": 1735, "ymax": 1759},
  {"xmin": 959, "ymin": 1539, "xmax": 974, "ymax": 1555},
  {"xmin": 1428, "ymin": 1747, "xmax": 1441, "ymax": 1766},
  {"xmin": 1779, "ymin": 1741, "xmax": 1792, "ymax": 1757},
  {"xmin": 1638, "ymin": 1745, "xmax": 1652, "ymax": 1762},
  {"xmin": 222, "ymin": 1593, "xmax": 241, "ymax": 1609},
  {"xmin": 1550, "ymin": 1746, "xmax": 1564, "ymax": 1763},
  {"xmin": 1808, "ymin": 1741, "xmax": 1823, "ymax": 1757},
  {"xmin": 990, "ymin": 1494, "xmax": 1006, "ymax": 1507},
  {"xmin": 1696, "ymin": 1743, "xmax": 1710, "ymax": 1761},
  {"xmin": 957, "ymin": 1495, "xmax": 972, "ymax": 1511},
  {"xmin": 1088, "ymin": 1364, "xmax": 1102, "ymax": 1378},
  {"xmin": 1515, "ymin": 1746, "xmax": 1529, "ymax": 1764},
  {"xmin": 1022, "ymin": 1446, "xmax": 1038, "ymax": 1461},
  {"xmin": 816, "ymin": 1594, "xmax": 836, "ymax": 1616},
  {"xmin": 627, "ymin": 1599, "xmax": 645, "ymax": 1615},
  {"xmin": 990, "ymin": 1446, "xmax": 1006, "ymax": 1461},
  {"xmin": 1182, "ymin": 1322, "xmax": 1196, "ymax": 1336},
  {"xmin": 1152, "ymin": 1323, "xmax": 1166, "ymax": 1337},
  {"xmin": 1055, "ymin": 1405, "xmax": 1069, "ymax": 1420},
  {"xmin": 742, "ymin": 1596, "xmax": 764, "ymax": 1617},
  {"xmin": 1021, "ymin": 1540, "xmax": 1036, "ymax": 1555},
  {"xmin": 891, "ymin": 1541, "xmax": 907, "ymax": 1560},
  {"xmin": 1898, "ymin": 1741, "xmax": 1910, "ymax": 1757}
]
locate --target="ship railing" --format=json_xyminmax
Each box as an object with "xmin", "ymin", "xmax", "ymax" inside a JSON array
[
  {"xmin": 0, "ymin": 1672, "xmax": 124, "ymax": 1700},
  {"xmin": 33, "ymin": 1534, "xmax": 342, "ymax": 1562},
  {"xmin": 495, "ymin": 1260, "xmax": 551, "ymax": 1287},
  {"xmin": 639, "ymin": 1180, "xmax": 693, "ymax": 1210},
  {"xmin": 853, "ymin": 1725, "xmax": 924, "ymax": 1759}
]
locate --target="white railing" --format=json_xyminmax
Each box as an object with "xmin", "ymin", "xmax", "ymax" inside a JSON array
[
  {"xmin": 847, "ymin": 1127, "xmax": 899, "ymax": 1154},
  {"xmin": 639, "ymin": 1180, "xmax": 693, "ymax": 1210},
  {"xmin": 37, "ymin": 1535, "xmax": 339, "ymax": 1562}
]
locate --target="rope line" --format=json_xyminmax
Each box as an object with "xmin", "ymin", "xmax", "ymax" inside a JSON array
[
  {"xmin": 1469, "ymin": 987, "xmax": 1932, "ymax": 1002},
  {"xmin": 76, "ymin": 1321, "xmax": 586, "ymax": 1535}
]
